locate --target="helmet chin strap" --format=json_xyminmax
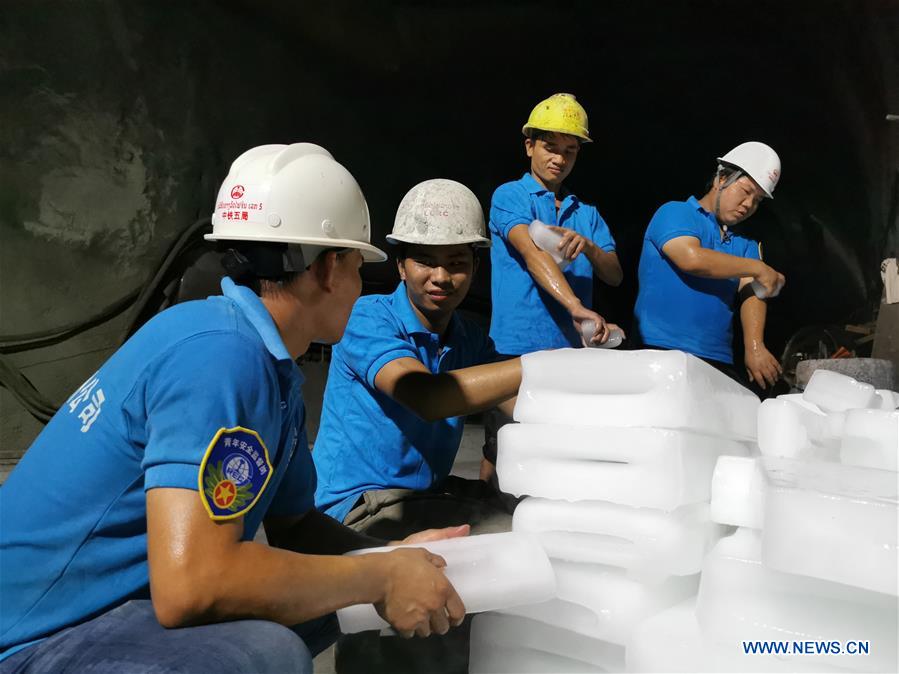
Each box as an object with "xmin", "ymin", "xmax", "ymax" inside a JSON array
[{"xmin": 714, "ymin": 164, "xmax": 744, "ymax": 241}]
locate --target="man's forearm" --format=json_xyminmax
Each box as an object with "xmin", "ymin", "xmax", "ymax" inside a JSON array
[
  {"xmin": 523, "ymin": 249, "xmax": 583, "ymax": 312},
  {"xmin": 584, "ymin": 244, "xmax": 623, "ymax": 286},
  {"xmin": 740, "ymin": 294, "xmax": 767, "ymax": 347},
  {"xmin": 265, "ymin": 509, "xmax": 385, "ymax": 556}
]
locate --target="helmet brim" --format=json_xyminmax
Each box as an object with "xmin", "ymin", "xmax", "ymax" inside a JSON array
[
  {"xmin": 522, "ymin": 124, "xmax": 592, "ymax": 143},
  {"xmin": 204, "ymin": 233, "xmax": 388, "ymax": 262},
  {"xmin": 384, "ymin": 233, "xmax": 491, "ymax": 248}
]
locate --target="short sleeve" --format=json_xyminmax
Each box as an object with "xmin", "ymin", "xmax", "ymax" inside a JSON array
[
  {"xmin": 590, "ymin": 210, "xmax": 617, "ymax": 252},
  {"xmin": 489, "ymin": 183, "xmax": 534, "ymax": 239},
  {"xmin": 742, "ymin": 239, "xmax": 762, "ymax": 261},
  {"xmin": 266, "ymin": 424, "xmax": 317, "ymax": 516},
  {"xmin": 645, "ymin": 202, "xmax": 702, "ymax": 250},
  {"xmin": 140, "ymin": 332, "xmax": 280, "ymax": 495},
  {"xmin": 338, "ymin": 300, "xmax": 419, "ymax": 388}
]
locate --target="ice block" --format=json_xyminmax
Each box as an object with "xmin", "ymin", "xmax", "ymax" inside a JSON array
[
  {"xmin": 760, "ymin": 457, "xmax": 899, "ymax": 595},
  {"xmin": 514, "ymin": 349, "xmax": 759, "ymax": 440},
  {"xmin": 710, "ymin": 456, "xmax": 764, "ymax": 529},
  {"xmin": 696, "ymin": 528, "xmax": 897, "ymax": 673},
  {"xmin": 335, "ymin": 532, "xmax": 556, "ymax": 633},
  {"xmin": 874, "ymin": 389, "xmax": 899, "ymax": 410},
  {"xmin": 469, "ymin": 612, "xmax": 625, "ymax": 673},
  {"xmin": 499, "ymin": 560, "xmax": 698, "ymax": 645},
  {"xmin": 626, "ymin": 598, "xmax": 846, "ymax": 673},
  {"xmin": 803, "ymin": 369, "xmax": 877, "ymax": 412},
  {"xmin": 496, "ymin": 424, "xmax": 748, "ymax": 510},
  {"xmin": 528, "ymin": 220, "xmax": 570, "ymax": 270},
  {"xmin": 513, "ymin": 498, "xmax": 724, "ymax": 581},
  {"xmin": 756, "ymin": 397, "xmax": 843, "ymax": 461},
  {"xmin": 839, "ymin": 408, "xmax": 899, "ymax": 471}
]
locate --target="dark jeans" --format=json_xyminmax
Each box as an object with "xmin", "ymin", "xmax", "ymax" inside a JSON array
[{"xmin": 1, "ymin": 600, "xmax": 338, "ymax": 674}]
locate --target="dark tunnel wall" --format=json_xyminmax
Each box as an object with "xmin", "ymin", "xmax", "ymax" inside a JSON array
[{"xmin": 1, "ymin": 0, "xmax": 898, "ymax": 459}]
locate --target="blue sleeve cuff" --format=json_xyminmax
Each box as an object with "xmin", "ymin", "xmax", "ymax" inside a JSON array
[
  {"xmin": 144, "ymin": 462, "xmax": 200, "ymax": 492},
  {"xmin": 366, "ymin": 349, "xmax": 420, "ymax": 388}
]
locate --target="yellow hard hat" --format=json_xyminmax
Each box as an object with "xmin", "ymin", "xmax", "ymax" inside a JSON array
[{"xmin": 522, "ymin": 93, "xmax": 592, "ymax": 143}]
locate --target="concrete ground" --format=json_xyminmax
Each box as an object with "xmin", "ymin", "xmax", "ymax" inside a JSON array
[{"xmin": 312, "ymin": 421, "xmax": 487, "ymax": 674}]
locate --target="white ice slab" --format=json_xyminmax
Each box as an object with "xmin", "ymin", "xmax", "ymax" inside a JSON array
[
  {"xmin": 498, "ymin": 560, "xmax": 698, "ymax": 645},
  {"xmin": 710, "ymin": 456, "xmax": 764, "ymax": 529},
  {"xmin": 874, "ymin": 389, "xmax": 899, "ymax": 410},
  {"xmin": 757, "ymin": 397, "xmax": 843, "ymax": 461},
  {"xmin": 760, "ymin": 457, "xmax": 899, "ymax": 595},
  {"xmin": 803, "ymin": 369, "xmax": 877, "ymax": 412},
  {"xmin": 696, "ymin": 528, "xmax": 897, "ymax": 672},
  {"xmin": 514, "ymin": 349, "xmax": 760, "ymax": 440},
  {"xmin": 839, "ymin": 408, "xmax": 899, "ymax": 471},
  {"xmin": 335, "ymin": 532, "xmax": 555, "ymax": 633},
  {"xmin": 626, "ymin": 598, "xmax": 847, "ymax": 673},
  {"xmin": 496, "ymin": 424, "xmax": 749, "ymax": 510},
  {"xmin": 513, "ymin": 498, "xmax": 725, "ymax": 581},
  {"xmin": 469, "ymin": 612, "xmax": 625, "ymax": 673}
]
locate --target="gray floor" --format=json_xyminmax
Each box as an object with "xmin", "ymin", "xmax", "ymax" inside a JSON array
[{"xmin": 311, "ymin": 421, "xmax": 486, "ymax": 674}]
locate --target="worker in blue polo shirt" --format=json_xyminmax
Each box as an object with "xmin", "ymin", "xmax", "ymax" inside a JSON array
[
  {"xmin": 314, "ymin": 179, "xmax": 521, "ymax": 540},
  {"xmin": 482, "ymin": 93, "xmax": 624, "ymax": 479},
  {"xmin": 634, "ymin": 142, "xmax": 786, "ymax": 388},
  {"xmin": 0, "ymin": 144, "xmax": 470, "ymax": 674}
]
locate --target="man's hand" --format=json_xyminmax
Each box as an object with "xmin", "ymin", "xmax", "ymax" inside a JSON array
[
  {"xmin": 571, "ymin": 304, "xmax": 610, "ymax": 345},
  {"xmin": 754, "ymin": 264, "xmax": 785, "ymax": 297},
  {"xmin": 548, "ymin": 225, "xmax": 590, "ymax": 263},
  {"xmin": 745, "ymin": 342, "xmax": 782, "ymax": 387},
  {"xmin": 373, "ymin": 548, "xmax": 466, "ymax": 638},
  {"xmin": 395, "ymin": 524, "xmax": 470, "ymax": 546}
]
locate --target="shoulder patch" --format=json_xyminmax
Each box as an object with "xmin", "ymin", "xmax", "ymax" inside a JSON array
[{"xmin": 198, "ymin": 427, "xmax": 274, "ymax": 521}]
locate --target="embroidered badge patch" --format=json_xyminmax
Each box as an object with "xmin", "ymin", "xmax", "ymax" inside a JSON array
[{"xmin": 198, "ymin": 427, "xmax": 274, "ymax": 521}]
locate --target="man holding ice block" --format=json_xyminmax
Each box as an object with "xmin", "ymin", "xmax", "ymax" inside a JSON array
[
  {"xmin": 634, "ymin": 141, "xmax": 785, "ymax": 389},
  {"xmin": 313, "ymin": 179, "xmax": 521, "ymax": 539},
  {"xmin": 0, "ymin": 145, "xmax": 470, "ymax": 674}
]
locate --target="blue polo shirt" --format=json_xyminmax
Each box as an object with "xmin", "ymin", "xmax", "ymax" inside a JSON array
[
  {"xmin": 634, "ymin": 196, "xmax": 761, "ymax": 364},
  {"xmin": 313, "ymin": 282, "xmax": 498, "ymax": 523},
  {"xmin": 488, "ymin": 173, "xmax": 616, "ymax": 355},
  {"xmin": 0, "ymin": 278, "xmax": 314, "ymax": 660}
]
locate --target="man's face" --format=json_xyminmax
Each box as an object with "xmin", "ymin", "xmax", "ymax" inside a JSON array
[
  {"xmin": 326, "ymin": 249, "xmax": 364, "ymax": 342},
  {"xmin": 717, "ymin": 175, "xmax": 765, "ymax": 226},
  {"xmin": 526, "ymin": 132, "xmax": 580, "ymax": 188},
  {"xmin": 397, "ymin": 244, "xmax": 476, "ymax": 321}
]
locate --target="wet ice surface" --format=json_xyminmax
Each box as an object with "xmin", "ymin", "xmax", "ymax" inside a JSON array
[
  {"xmin": 514, "ymin": 349, "xmax": 760, "ymax": 440},
  {"xmin": 336, "ymin": 532, "xmax": 555, "ymax": 634},
  {"xmin": 695, "ymin": 528, "xmax": 898, "ymax": 673},
  {"xmin": 496, "ymin": 424, "xmax": 749, "ymax": 510}
]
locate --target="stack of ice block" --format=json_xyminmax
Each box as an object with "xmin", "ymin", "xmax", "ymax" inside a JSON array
[
  {"xmin": 471, "ymin": 349, "xmax": 757, "ymax": 673},
  {"xmin": 628, "ymin": 369, "xmax": 899, "ymax": 672}
]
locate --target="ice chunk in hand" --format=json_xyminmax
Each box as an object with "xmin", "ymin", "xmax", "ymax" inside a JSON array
[
  {"xmin": 840, "ymin": 408, "xmax": 899, "ymax": 471},
  {"xmin": 528, "ymin": 220, "xmax": 570, "ymax": 270},
  {"xmin": 335, "ymin": 532, "xmax": 555, "ymax": 634},
  {"xmin": 580, "ymin": 320, "xmax": 623, "ymax": 349},
  {"xmin": 803, "ymin": 369, "xmax": 877, "ymax": 412},
  {"xmin": 499, "ymin": 560, "xmax": 698, "ymax": 645},
  {"xmin": 760, "ymin": 457, "xmax": 899, "ymax": 595},
  {"xmin": 497, "ymin": 424, "xmax": 748, "ymax": 510},
  {"xmin": 513, "ymin": 498, "xmax": 725, "ymax": 580},
  {"xmin": 469, "ymin": 613, "xmax": 625, "ymax": 673},
  {"xmin": 514, "ymin": 349, "xmax": 759, "ymax": 440},
  {"xmin": 710, "ymin": 456, "xmax": 764, "ymax": 529},
  {"xmin": 695, "ymin": 528, "xmax": 897, "ymax": 673}
]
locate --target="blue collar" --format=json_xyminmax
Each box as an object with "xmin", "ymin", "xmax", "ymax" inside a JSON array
[
  {"xmin": 220, "ymin": 277, "xmax": 293, "ymax": 363},
  {"xmin": 520, "ymin": 173, "xmax": 578, "ymax": 204},
  {"xmin": 391, "ymin": 282, "xmax": 468, "ymax": 343}
]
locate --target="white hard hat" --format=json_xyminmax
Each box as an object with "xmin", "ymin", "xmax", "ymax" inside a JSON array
[
  {"xmin": 717, "ymin": 141, "xmax": 781, "ymax": 199},
  {"xmin": 206, "ymin": 143, "xmax": 387, "ymax": 262},
  {"xmin": 386, "ymin": 179, "xmax": 491, "ymax": 248}
]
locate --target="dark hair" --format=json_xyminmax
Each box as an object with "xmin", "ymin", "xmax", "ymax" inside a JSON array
[
  {"xmin": 704, "ymin": 165, "xmax": 741, "ymax": 194},
  {"xmin": 222, "ymin": 242, "xmax": 302, "ymax": 297}
]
